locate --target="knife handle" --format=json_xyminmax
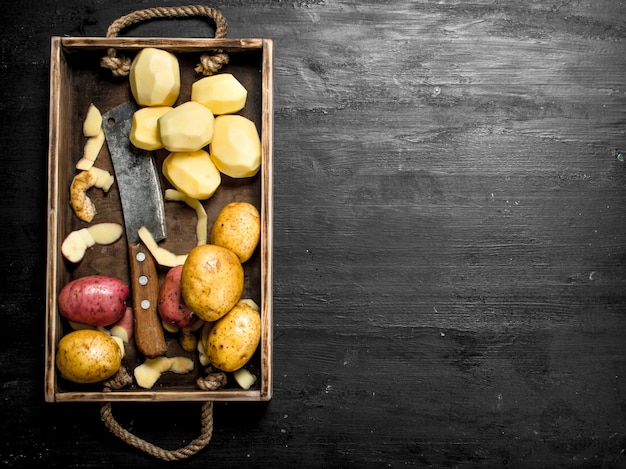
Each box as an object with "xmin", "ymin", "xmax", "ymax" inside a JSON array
[{"xmin": 128, "ymin": 243, "xmax": 167, "ymax": 358}]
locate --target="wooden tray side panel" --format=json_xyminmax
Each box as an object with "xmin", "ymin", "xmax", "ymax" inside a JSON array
[
  {"xmin": 260, "ymin": 39, "xmax": 274, "ymax": 401},
  {"xmin": 45, "ymin": 37, "xmax": 62, "ymax": 402}
]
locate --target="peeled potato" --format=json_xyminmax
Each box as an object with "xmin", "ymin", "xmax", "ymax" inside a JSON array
[
  {"xmin": 210, "ymin": 115, "xmax": 261, "ymax": 178},
  {"xmin": 181, "ymin": 244, "xmax": 244, "ymax": 322},
  {"xmin": 206, "ymin": 301, "xmax": 261, "ymax": 372},
  {"xmin": 56, "ymin": 329, "xmax": 122, "ymax": 384},
  {"xmin": 211, "ymin": 202, "xmax": 261, "ymax": 263},
  {"xmin": 130, "ymin": 106, "xmax": 173, "ymax": 150},
  {"xmin": 158, "ymin": 101, "xmax": 214, "ymax": 152},
  {"xmin": 191, "ymin": 73, "xmax": 247, "ymax": 115},
  {"xmin": 129, "ymin": 48, "xmax": 180, "ymax": 106},
  {"xmin": 162, "ymin": 149, "xmax": 221, "ymax": 200}
]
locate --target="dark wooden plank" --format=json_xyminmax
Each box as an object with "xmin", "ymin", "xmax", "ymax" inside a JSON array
[{"xmin": 1, "ymin": 0, "xmax": 625, "ymax": 467}]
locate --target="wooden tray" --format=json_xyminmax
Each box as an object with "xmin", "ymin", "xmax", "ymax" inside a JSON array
[{"xmin": 45, "ymin": 37, "xmax": 273, "ymax": 402}]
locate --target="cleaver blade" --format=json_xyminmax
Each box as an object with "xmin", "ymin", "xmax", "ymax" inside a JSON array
[
  {"xmin": 102, "ymin": 101, "xmax": 166, "ymax": 244},
  {"xmin": 103, "ymin": 100, "xmax": 168, "ymax": 358}
]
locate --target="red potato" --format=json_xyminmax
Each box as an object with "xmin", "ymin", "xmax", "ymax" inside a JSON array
[
  {"xmin": 158, "ymin": 265, "xmax": 198, "ymax": 329},
  {"xmin": 58, "ymin": 275, "xmax": 130, "ymax": 327}
]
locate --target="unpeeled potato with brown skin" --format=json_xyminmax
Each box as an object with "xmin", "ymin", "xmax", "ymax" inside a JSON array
[
  {"xmin": 210, "ymin": 202, "xmax": 261, "ymax": 263},
  {"xmin": 206, "ymin": 301, "xmax": 261, "ymax": 372},
  {"xmin": 56, "ymin": 329, "xmax": 122, "ymax": 384},
  {"xmin": 181, "ymin": 244, "xmax": 244, "ymax": 322}
]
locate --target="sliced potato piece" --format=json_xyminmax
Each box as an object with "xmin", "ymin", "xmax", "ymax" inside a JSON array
[
  {"xmin": 161, "ymin": 319, "xmax": 179, "ymax": 333},
  {"xmin": 168, "ymin": 356, "xmax": 194, "ymax": 374},
  {"xmin": 111, "ymin": 335, "xmax": 126, "ymax": 358},
  {"xmin": 138, "ymin": 225, "xmax": 188, "ymax": 268},
  {"xmin": 61, "ymin": 229, "xmax": 95, "ymax": 263},
  {"xmin": 83, "ymin": 103, "xmax": 103, "ymax": 137},
  {"xmin": 68, "ymin": 320, "xmax": 96, "ymax": 331},
  {"xmin": 233, "ymin": 368, "xmax": 257, "ymax": 390},
  {"xmin": 90, "ymin": 166, "xmax": 115, "ymax": 192},
  {"xmin": 76, "ymin": 128, "xmax": 105, "ymax": 171},
  {"xmin": 61, "ymin": 223, "xmax": 123, "ymax": 263},
  {"xmin": 134, "ymin": 362, "xmax": 163, "ymax": 389},
  {"xmin": 87, "ymin": 222, "xmax": 123, "ymax": 245},
  {"xmin": 145, "ymin": 356, "xmax": 172, "ymax": 373},
  {"xmin": 239, "ymin": 298, "xmax": 260, "ymax": 312}
]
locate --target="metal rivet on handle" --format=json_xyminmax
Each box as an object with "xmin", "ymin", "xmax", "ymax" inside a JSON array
[
  {"xmin": 136, "ymin": 252, "xmax": 146, "ymax": 262},
  {"xmin": 138, "ymin": 275, "xmax": 148, "ymax": 286},
  {"xmin": 141, "ymin": 300, "xmax": 150, "ymax": 310}
]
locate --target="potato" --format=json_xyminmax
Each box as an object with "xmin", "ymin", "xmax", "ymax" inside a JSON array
[
  {"xmin": 129, "ymin": 47, "xmax": 180, "ymax": 106},
  {"xmin": 206, "ymin": 301, "xmax": 261, "ymax": 372},
  {"xmin": 162, "ymin": 149, "xmax": 221, "ymax": 200},
  {"xmin": 130, "ymin": 106, "xmax": 173, "ymax": 151},
  {"xmin": 210, "ymin": 202, "xmax": 261, "ymax": 263},
  {"xmin": 191, "ymin": 73, "xmax": 247, "ymax": 115},
  {"xmin": 56, "ymin": 329, "xmax": 122, "ymax": 383},
  {"xmin": 83, "ymin": 103, "xmax": 103, "ymax": 137},
  {"xmin": 58, "ymin": 275, "xmax": 129, "ymax": 327},
  {"xmin": 209, "ymin": 114, "xmax": 261, "ymax": 178},
  {"xmin": 158, "ymin": 101, "xmax": 214, "ymax": 152},
  {"xmin": 158, "ymin": 264, "xmax": 198, "ymax": 329},
  {"xmin": 181, "ymin": 244, "xmax": 244, "ymax": 322}
]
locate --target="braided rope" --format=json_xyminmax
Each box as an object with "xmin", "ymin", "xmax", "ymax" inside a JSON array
[
  {"xmin": 100, "ymin": 401, "xmax": 214, "ymax": 461},
  {"xmin": 99, "ymin": 367, "xmax": 226, "ymax": 460},
  {"xmin": 100, "ymin": 5, "xmax": 229, "ymax": 77}
]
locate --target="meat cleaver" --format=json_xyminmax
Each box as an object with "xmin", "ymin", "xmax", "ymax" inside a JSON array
[{"xmin": 102, "ymin": 101, "xmax": 168, "ymax": 358}]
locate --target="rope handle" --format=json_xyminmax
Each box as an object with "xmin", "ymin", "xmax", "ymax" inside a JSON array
[
  {"xmin": 100, "ymin": 401, "xmax": 214, "ymax": 461},
  {"xmin": 100, "ymin": 5, "xmax": 229, "ymax": 77},
  {"xmin": 99, "ymin": 368, "xmax": 228, "ymax": 460}
]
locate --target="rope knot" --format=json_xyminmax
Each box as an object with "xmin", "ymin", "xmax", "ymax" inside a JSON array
[
  {"xmin": 195, "ymin": 52, "xmax": 230, "ymax": 76},
  {"xmin": 100, "ymin": 51, "xmax": 132, "ymax": 77}
]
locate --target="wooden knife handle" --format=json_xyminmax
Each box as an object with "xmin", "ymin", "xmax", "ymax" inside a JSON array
[{"xmin": 128, "ymin": 243, "xmax": 167, "ymax": 358}]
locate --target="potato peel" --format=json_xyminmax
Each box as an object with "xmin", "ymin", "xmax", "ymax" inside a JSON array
[
  {"xmin": 137, "ymin": 225, "xmax": 187, "ymax": 267},
  {"xmin": 164, "ymin": 189, "xmax": 208, "ymax": 246}
]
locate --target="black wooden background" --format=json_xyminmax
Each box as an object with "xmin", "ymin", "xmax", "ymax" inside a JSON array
[{"xmin": 2, "ymin": 0, "xmax": 625, "ymax": 467}]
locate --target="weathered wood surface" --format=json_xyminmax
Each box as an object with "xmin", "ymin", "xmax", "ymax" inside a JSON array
[{"xmin": 1, "ymin": 0, "xmax": 625, "ymax": 467}]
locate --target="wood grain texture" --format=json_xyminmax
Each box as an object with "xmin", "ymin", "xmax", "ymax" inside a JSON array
[{"xmin": 1, "ymin": 0, "xmax": 625, "ymax": 467}]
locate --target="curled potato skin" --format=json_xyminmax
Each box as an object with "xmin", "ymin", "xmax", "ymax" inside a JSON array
[{"xmin": 69, "ymin": 170, "xmax": 98, "ymax": 222}]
